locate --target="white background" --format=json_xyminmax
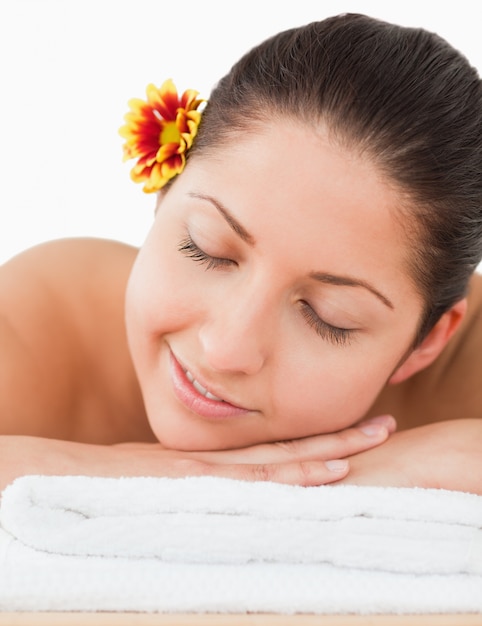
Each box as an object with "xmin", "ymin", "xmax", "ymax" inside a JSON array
[{"xmin": 1, "ymin": 1, "xmax": 481, "ymax": 264}]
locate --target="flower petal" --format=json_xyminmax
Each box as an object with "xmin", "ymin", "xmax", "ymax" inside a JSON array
[{"xmin": 120, "ymin": 79, "xmax": 205, "ymax": 193}]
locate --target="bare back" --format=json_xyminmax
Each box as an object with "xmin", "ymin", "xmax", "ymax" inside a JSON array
[{"xmin": 0, "ymin": 238, "xmax": 154, "ymax": 444}]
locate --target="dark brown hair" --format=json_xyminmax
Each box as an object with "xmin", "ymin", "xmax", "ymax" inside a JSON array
[{"xmin": 190, "ymin": 13, "xmax": 482, "ymax": 343}]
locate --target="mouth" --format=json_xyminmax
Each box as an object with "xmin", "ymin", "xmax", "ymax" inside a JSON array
[
  {"xmin": 169, "ymin": 351, "xmax": 252, "ymax": 420},
  {"xmin": 184, "ymin": 369, "xmax": 225, "ymax": 402}
]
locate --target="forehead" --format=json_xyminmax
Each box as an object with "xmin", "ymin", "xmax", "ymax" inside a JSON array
[
  {"xmin": 194, "ymin": 118, "xmax": 397, "ymax": 202},
  {"xmin": 186, "ymin": 120, "xmax": 407, "ymax": 257}
]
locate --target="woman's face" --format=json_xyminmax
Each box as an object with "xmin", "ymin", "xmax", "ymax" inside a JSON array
[{"xmin": 125, "ymin": 120, "xmax": 424, "ymax": 450}]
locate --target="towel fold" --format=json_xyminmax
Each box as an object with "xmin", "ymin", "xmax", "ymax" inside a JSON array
[
  {"xmin": 0, "ymin": 475, "xmax": 481, "ymax": 613},
  {"xmin": 2, "ymin": 475, "xmax": 481, "ymax": 574}
]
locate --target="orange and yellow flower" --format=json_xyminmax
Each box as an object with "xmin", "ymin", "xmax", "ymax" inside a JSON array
[{"xmin": 119, "ymin": 79, "xmax": 204, "ymax": 193}]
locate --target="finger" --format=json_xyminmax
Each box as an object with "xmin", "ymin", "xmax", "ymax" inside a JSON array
[
  {"xmin": 273, "ymin": 423, "xmax": 391, "ymax": 462},
  {"xmin": 207, "ymin": 421, "xmax": 390, "ymax": 465},
  {"xmin": 357, "ymin": 414, "xmax": 397, "ymax": 433},
  {"xmin": 189, "ymin": 415, "xmax": 395, "ymax": 466},
  {"xmin": 166, "ymin": 458, "xmax": 350, "ymax": 487}
]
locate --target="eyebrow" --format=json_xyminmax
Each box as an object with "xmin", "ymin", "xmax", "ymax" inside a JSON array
[
  {"xmin": 310, "ymin": 272, "xmax": 395, "ymax": 310},
  {"xmin": 188, "ymin": 192, "xmax": 393, "ymax": 310},
  {"xmin": 188, "ymin": 192, "xmax": 256, "ymax": 245}
]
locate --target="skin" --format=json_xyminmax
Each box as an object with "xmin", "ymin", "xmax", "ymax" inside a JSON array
[
  {"xmin": 0, "ymin": 119, "xmax": 481, "ymax": 493},
  {"xmin": 126, "ymin": 121, "xmax": 446, "ymax": 450}
]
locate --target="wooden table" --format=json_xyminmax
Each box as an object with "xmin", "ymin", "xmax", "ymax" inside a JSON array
[{"xmin": 0, "ymin": 614, "xmax": 481, "ymax": 626}]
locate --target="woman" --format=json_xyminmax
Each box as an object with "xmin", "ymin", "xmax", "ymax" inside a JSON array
[{"xmin": 0, "ymin": 13, "xmax": 481, "ymax": 493}]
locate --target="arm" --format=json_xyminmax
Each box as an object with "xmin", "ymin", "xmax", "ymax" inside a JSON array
[
  {"xmin": 0, "ymin": 416, "xmax": 394, "ymax": 493},
  {"xmin": 0, "ymin": 418, "xmax": 394, "ymax": 491},
  {"xmin": 339, "ymin": 418, "xmax": 482, "ymax": 494}
]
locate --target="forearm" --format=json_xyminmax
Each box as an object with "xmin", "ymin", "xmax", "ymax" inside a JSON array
[
  {"xmin": 0, "ymin": 436, "xmax": 202, "ymax": 493},
  {"xmin": 0, "ymin": 435, "xmax": 347, "ymax": 494},
  {"xmin": 0, "ymin": 436, "xmax": 71, "ymax": 492},
  {"xmin": 341, "ymin": 419, "xmax": 482, "ymax": 494},
  {"xmin": 424, "ymin": 418, "xmax": 482, "ymax": 494},
  {"xmin": 0, "ymin": 436, "xmax": 179, "ymax": 493},
  {"xmin": 0, "ymin": 418, "xmax": 394, "ymax": 493}
]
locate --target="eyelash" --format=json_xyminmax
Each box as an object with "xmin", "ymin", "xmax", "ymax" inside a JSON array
[
  {"xmin": 178, "ymin": 235, "xmax": 235, "ymax": 270},
  {"xmin": 300, "ymin": 301, "xmax": 355, "ymax": 346},
  {"xmin": 178, "ymin": 235, "xmax": 355, "ymax": 346}
]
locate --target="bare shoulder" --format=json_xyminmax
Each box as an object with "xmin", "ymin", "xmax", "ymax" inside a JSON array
[
  {"xmin": 0, "ymin": 238, "xmax": 146, "ymax": 442},
  {"xmin": 0, "ymin": 237, "xmax": 137, "ymax": 351},
  {"xmin": 0, "ymin": 237, "xmax": 138, "ymax": 291}
]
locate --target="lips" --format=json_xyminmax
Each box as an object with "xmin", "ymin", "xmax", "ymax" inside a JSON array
[{"xmin": 169, "ymin": 351, "xmax": 251, "ymax": 419}]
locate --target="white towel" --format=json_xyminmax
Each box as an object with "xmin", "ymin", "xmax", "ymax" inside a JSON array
[{"xmin": 0, "ymin": 475, "xmax": 481, "ymax": 613}]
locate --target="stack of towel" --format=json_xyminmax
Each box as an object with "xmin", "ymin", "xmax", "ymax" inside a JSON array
[{"xmin": 0, "ymin": 475, "xmax": 481, "ymax": 613}]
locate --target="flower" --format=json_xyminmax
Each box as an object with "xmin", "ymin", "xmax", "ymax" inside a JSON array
[{"xmin": 119, "ymin": 79, "xmax": 204, "ymax": 193}]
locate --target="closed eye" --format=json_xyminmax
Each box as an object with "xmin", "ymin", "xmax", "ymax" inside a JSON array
[
  {"xmin": 299, "ymin": 301, "xmax": 356, "ymax": 346},
  {"xmin": 178, "ymin": 235, "xmax": 235, "ymax": 270}
]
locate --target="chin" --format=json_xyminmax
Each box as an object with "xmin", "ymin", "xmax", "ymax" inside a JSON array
[
  {"xmin": 149, "ymin": 421, "xmax": 225, "ymax": 452},
  {"xmin": 150, "ymin": 418, "xmax": 262, "ymax": 452}
]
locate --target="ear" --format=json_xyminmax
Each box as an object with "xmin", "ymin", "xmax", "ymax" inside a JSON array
[{"xmin": 388, "ymin": 298, "xmax": 467, "ymax": 385}]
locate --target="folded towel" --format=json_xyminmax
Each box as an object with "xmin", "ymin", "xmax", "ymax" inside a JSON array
[{"xmin": 0, "ymin": 475, "xmax": 481, "ymax": 613}]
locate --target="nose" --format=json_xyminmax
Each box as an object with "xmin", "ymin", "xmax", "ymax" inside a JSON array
[{"xmin": 198, "ymin": 288, "xmax": 273, "ymax": 375}]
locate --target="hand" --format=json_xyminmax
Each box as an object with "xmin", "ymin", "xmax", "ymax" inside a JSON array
[
  {"xmin": 168, "ymin": 413, "xmax": 396, "ymax": 483},
  {"xmin": 338, "ymin": 418, "xmax": 482, "ymax": 494},
  {"xmin": 0, "ymin": 415, "xmax": 395, "ymax": 491}
]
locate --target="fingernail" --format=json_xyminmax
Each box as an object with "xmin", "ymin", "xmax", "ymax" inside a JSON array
[
  {"xmin": 325, "ymin": 460, "xmax": 349, "ymax": 472},
  {"xmin": 360, "ymin": 414, "xmax": 396, "ymax": 432},
  {"xmin": 359, "ymin": 424, "xmax": 386, "ymax": 437}
]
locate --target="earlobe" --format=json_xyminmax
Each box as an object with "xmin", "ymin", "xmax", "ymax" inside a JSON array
[{"xmin": 388, "ymin": 298, "xmax": 467, "ymax": 385}]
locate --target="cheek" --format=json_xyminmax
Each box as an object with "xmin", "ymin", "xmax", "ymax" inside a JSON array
[
  {"xmin": 124, "ymin": 239, "xmax": 201, "ymax": 354},
  {"xmin": 269, "ymin": 348, "xmax": 395, "ymax": 435}
]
